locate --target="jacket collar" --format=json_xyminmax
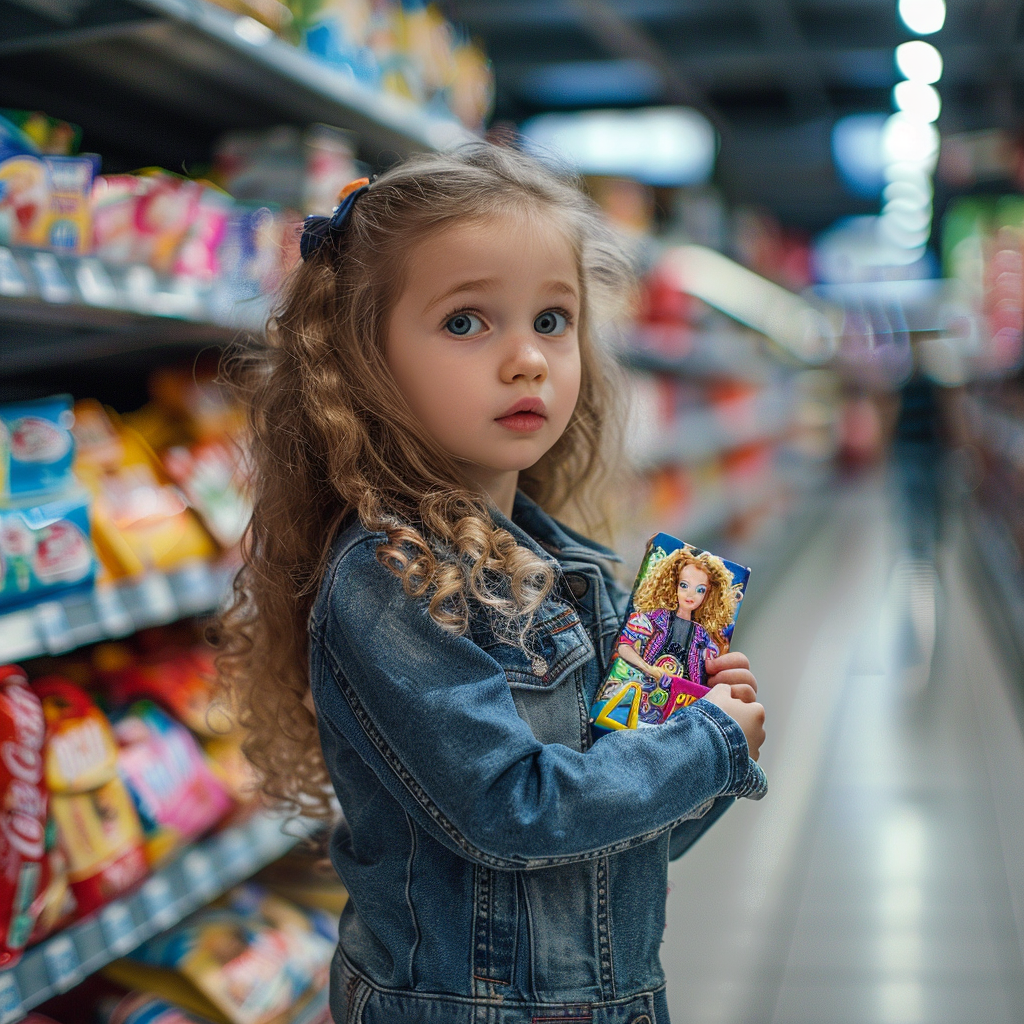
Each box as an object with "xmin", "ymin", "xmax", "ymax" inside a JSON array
[{"xmin": 488, "ymin": 490, "xmax": 622, "ymax": 568}]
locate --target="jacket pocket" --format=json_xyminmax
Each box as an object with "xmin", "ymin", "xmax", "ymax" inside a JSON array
[{"xmin": 478, "ymin": 600, "xmax": 595, "ymax": 751}]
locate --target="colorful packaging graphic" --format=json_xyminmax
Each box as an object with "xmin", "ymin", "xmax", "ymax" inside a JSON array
[
  {"xmin": 0, "ymin": 665, "xmax": 49, "ymax": 967},
  {"xmin": 590, "ymin": 534, "xmax": 750, "ymax": 738},
  {"xmin": 34, "ymin": 677, "xmax": 148, "ymax": 916},
  {"xmin": 0, "ymin": 491, "xmax": 97, "ymax": 610},
  {"xmin": 0, "ymin": 395, "xmax": 76, "ymax": 500}
]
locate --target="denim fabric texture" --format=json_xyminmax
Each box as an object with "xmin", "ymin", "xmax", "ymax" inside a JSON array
[{"xmin": 308, "ymin": 492, "xmax": 767, "ymax": 1024}]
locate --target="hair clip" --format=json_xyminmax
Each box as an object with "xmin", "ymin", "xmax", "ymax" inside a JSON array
[{"xmin": 299, "ymin": 177, "xmax": 371, "ymax": 262}]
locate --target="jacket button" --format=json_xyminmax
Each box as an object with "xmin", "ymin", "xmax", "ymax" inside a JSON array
[
  {"xmin": 531, "ymin": 655, "xmax": 548, "ymax": 677},
  {"xmin": 565, "ymin": 573, "xmax": 589, "ymax": 599}
]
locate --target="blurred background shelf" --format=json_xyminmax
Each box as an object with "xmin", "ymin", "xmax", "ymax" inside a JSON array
[
  {"xmin": 0, "ymin": 560, "xmax": 233, "ymax": 663},
  {"xmin": 0, "ymin": 0, "xmax": 471, "ymax": 169},
  {"xmin": 0, "ymin": 813, "xmax": 310, "ymax": 1024}
]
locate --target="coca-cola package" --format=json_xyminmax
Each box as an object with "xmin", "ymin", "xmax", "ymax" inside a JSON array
[{"xmin": 0, "ymin": 664, "xmax": 49, "ymax": 967}]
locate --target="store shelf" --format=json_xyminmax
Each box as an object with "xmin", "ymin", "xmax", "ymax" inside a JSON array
[
  {"xmin": 0, "ymin": 248, "xmax": 258, "ymax": 374},
  {"xmin": 0, "ymin": 560, "xmax": 234, "ymax": 663},
  {"xmin": 0, "ymin": 0, "xmax": 472, "ymax": 169},
  {"xmin": 617, "ymin": 327, "xmax": 775, "ymax": 383},
  {"xmin": 0, "ymin": 812, "xmax": 312, "ymax": 1024}
]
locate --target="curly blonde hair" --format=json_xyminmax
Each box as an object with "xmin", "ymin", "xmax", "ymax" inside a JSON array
[
  {"xmin": 215, "ymin": 144, "xmax": 635, "ymax": 818},
  {"xmin": 633, "ymin": 548, "xmax": 742, "ymax": 652}
]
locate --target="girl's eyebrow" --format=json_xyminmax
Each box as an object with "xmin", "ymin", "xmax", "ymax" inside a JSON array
[{"xmin": 426, "ymin": 278, "xmax": 497, "ymax": 312}]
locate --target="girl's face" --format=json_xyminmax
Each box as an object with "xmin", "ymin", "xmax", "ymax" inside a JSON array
[
  {"xmin": 675, "ymin": 564, "xmax": 709, "ymax": 618},
  {"xmin": 385, "ymin": 211, "xmax": 582, "ymax": 511}
]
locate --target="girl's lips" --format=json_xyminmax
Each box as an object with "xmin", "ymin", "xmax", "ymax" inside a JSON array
[{"xmin": 496, "ymin": 411, "xmax": 546, "ymax": 433}]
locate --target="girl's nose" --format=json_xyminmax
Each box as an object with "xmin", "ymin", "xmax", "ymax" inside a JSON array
[{"xmin": 501, "ymin": 335, "xmax": 548, "ymax": 383}]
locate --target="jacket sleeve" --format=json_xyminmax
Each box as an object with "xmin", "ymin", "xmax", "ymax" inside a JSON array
[{"xmin": 309, "ymin": 536, "xmax": 766, "ymax": 872}]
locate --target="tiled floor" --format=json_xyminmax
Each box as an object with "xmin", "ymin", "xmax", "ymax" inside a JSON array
[{"xmin": 662, "ymin": 474, "xmax": 1024, "ymax": 1024}]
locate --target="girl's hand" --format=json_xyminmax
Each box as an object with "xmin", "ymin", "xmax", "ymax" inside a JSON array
[
  {"xmin": 703, "ymin": 682, "xmax": 765, "ymax": 760},
  {"xmin": 705, "ymin": 650, "xmax": 757, "ymax": 704}
]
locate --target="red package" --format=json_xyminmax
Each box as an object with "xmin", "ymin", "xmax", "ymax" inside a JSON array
[{"xmin": 0, "ymin": 665, "xmax": 48, "ymax": 967}]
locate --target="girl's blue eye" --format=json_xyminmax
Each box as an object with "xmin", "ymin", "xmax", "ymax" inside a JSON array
[
  {"xmin": 534, "ymin": 310, "xmax": 569, "ymax": 336},
  {"xmin": 697, "ymin": 586, "xmax": 706, "ymax": 594},
  {"xmin": 446, "ymin": 313, "xmax": 484, "ymax": 336},
  {"xmin": 679, "ymin": 582, "xmax": 688, "ymax": 589}
]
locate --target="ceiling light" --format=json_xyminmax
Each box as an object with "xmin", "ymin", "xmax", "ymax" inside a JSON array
[
  {"xmin": 895, "ymin": 41, "xmax": 943, "ymax": 83},
  {"xmin": 898, "ymin": 0, "xmax": 946, "ymax": 35},
  {"xmin": 882, "ymin": 113, "xmax": 939, "ymax": 164},
  {"xmin": 893, "ymin": 81, "xmax": 941, "ymax": 122},
  {"xmin": 883, "ymin": 179, "xmax": 933, "ymax": 206}
]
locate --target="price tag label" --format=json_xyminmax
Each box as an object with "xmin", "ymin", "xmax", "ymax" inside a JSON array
[
  {"xmin": 0, "ymin": 609, "xmax": 41, "ymax": 663},
  {"xmin": 75, "ymin": 259, "xmax": 119, "ymax": 307},
  {"xmin": 93, "ymin": 585, "xmax": 133, "ymax": 637},
  {"xmin": 141, "ymin": 876, "xmax": 176, "ymax": 929},
  {"xmin": 35, "ymin": 601, "xmax": 73, "ymax": 654},
  {"xmin": 217, "ymin": 829, "xmax": 257, "ymax": 878},
  {"xmin": 182, "ymin": 849, "xmax": 219, "ymax": 900},
  {"xmin": 0, "ymin": 248, "xmax": 27, "ymax": 298},
  {"xmin": 100, "ymin": 902, "xmax": 137, "ymax": 956},
  {"xmin": 31, "ymin": 252, "xmax": 73, "ymax": 304},
  {"xmin": 0, "ymin": 971, "xmax": 23, "ymax": 1024},
  {"xmin": 43, "ymin": 934, "xmax": 82, "ymax": 992},
  {"xmin": 137, "ymin": 574, "xmax": 177, "ymax": 625}
]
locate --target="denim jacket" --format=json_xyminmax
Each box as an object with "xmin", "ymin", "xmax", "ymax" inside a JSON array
[{"xmin": 308, "ymin": 492, "xmax": 767, "ymax": 1024}]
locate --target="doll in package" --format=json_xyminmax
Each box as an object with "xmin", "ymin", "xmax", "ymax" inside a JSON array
[{"xmin": 590, "ymin": 534, "xmax": 750, "ymax": 738}]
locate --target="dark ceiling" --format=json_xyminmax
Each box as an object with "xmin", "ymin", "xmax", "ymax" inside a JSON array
[{"xmin": 442, "ymin": 0, "xmax": 1024, "ymax": 229}]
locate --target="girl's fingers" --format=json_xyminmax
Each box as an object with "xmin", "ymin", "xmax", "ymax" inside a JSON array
[
  {"xmin": 706, "ymin": 651, "xmax": 751, "ymax": 673},
  {"xmin": 730, "ymin": 684, "xmax": 757, "ymax": 703},
  {"xmin": 705, "ymin": 667, "xmax": 757, "ymax": 692}
]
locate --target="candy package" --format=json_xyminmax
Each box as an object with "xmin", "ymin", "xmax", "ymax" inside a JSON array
[
  {"xmin": 0, "ymin": 490, "xmax": 97, "ymax": 610},
  {"xmin": 590, "ymin": 534, "xmax": 750, "ymax": 738},
  {"xmin": 0, "ymin": 396, "xmax": 77, "ymax": 501},
  {"xmin": 112, "ymin": 701, "xmax": 233, "ymax": 865},
  {"xmin": 105, "ymin": 886, "xmax": 334, "ymax": 1024},
  {"xmin": 34, "ymin": 677, "xmax": 148, "ymax": 916},
  {"xmin": 0, "ymin": 665, "xmax": 49, "ymax": 967}
]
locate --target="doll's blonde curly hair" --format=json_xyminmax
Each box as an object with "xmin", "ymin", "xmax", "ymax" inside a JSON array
[
  {"xmin": 633, "ymin": 548, "xmax": 742, "ymax": 652},
  {"xmin": 214, "ymin": 144, "xmax": 635, "ymax": 819}
]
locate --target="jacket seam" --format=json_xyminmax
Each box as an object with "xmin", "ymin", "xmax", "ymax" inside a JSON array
[
  {"xmin": 404, "ymin": 811, "xmax": 420, "ymax": 988},
  {"xmin": 315, "ymin": 637, "xmax": 720, "ymax": 869}
]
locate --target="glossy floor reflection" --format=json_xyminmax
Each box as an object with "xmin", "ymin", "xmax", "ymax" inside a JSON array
[{"xmin": 663, "ymin": 474, "xmax": 1024, "ymax": 1024}]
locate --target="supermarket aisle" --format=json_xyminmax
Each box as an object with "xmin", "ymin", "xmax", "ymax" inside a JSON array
[{"xmin": 662, "ymin": 473, "xmax": 1024, "ymax": 1024}]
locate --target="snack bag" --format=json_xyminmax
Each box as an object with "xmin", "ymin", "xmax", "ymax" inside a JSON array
[
  {"xmin": 0, "ymin": 665, "xmax": 48, "ymax": 967},
  {"xmin": 72, "ymin": 401, "xmax": 217, "ymax": 578},
  {"xmin": 34, "ymin": 677, "xmax": 148, "ymax": 916},
  {"xmin": 112, "ymin": 702, "xmax": 233, "ymax": 865},
  {"xmin": 589, "ymin": 534, "xmax": 750, "ymax": 739},
  {"xmin": 0, "ymin": 396, "xmax": 76, "ymax": 501},
  {"xmin": 105, "ymin": 888, "xmax": 333, "ymax": 1024}
]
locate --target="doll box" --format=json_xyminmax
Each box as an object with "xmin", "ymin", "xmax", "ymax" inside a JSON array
[{"xmin": 589, "ymin": 533, "xmax": 750, "ymax": 739}]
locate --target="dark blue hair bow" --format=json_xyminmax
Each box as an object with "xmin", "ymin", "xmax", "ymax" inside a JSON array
[{"xmin": 299, "ymin": 177, "xmax": 370, "ymax": 262}]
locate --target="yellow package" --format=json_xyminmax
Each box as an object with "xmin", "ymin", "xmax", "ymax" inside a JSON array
[{"xmin": 72, "ymin": 401, "xmax": 217, "ymax": 578}]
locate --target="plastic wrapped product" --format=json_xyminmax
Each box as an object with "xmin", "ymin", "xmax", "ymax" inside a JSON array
[
  {"xmin": 112, "ymin": 702, "xmax": 233, "ymax": 866},
  {"xmin": 34, "ymin": 677, "xmax": 148, "ymax": 916},
  {"xmin": 0, "ymin": 665, "xmax": 48, "ymax": 967}
]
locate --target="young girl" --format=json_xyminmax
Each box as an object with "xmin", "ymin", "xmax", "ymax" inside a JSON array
[{"xmin": 219, "ymin": 144, "xmax": 766, "ymax": 1024}]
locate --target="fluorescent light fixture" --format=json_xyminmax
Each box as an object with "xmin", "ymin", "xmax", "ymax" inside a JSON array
[
  {"xmin": 884, "ymin": 160, "xmax": 934, "ymax": 187},
  {"xmin": 519, "ymin": 60, "xmax": 661, "ymax": 107},
  {"xmin": 898, "ymin": 0, "xmax": 946, "ymax": 35},
  {"xmin": 831, "ymin": 114, "xmax": 888, "ymax": 197},
  {"xmin": 895, "ymin": 41, "xmax": 943, "ymax": 83},
  {"xmin": 521, "ymin": 107, "xmax": 717, "ymax": 187},
  {"xmin": 893, "ymin": 81, "xmax": 941, "ymax": 122},
  {"xmin": 882, "ymin": 114, "xmax": 939, "ymax": 165},
  {"xmin": 883, "ymin": 179, "xmax": 933, "ymax": 206},
  {"xmin": 882, "ymin": 198, "xmax": 932, "ymax": 232}
]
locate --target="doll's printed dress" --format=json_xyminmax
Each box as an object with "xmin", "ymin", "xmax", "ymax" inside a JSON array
[{"xmin": 599, "ymin": 608, "xmax": 719, "ymax": 728}]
